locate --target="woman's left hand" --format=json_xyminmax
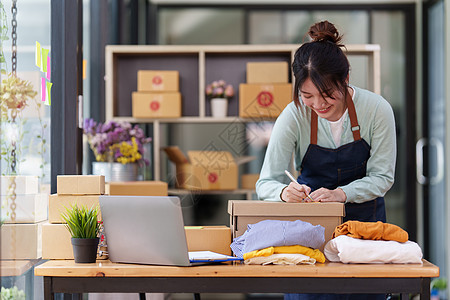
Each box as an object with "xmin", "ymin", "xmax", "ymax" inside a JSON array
[{"xmin": 310, "ymin": 188, "xmax": 346, "ymax": 203}]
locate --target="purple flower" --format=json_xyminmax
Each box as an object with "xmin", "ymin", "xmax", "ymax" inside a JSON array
[{"xmin": 205, "ymin": 80, "xmax": 234, "ymax": 100}]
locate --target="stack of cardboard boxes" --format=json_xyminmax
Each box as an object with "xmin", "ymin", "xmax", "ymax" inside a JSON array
[
  {"xmin": 239, "ymin": 61, "xmax": 292, "ymax": 118},
  {"xmin": 1, "ymin": 176, "xmax": 47, "ymax": 259},
  {"xmin": 42, "ymin": 175, "xmax": 105, "ymax": 259},
  {"xmin": 132, "ymin": 70, "xmax": 182, "ymax": 118}
]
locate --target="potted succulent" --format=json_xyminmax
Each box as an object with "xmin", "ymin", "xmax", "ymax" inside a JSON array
[
  {"xmin": 61, "ymin": 204, "xmax": 101, "ymax": 263},
  {"xmin": 83, "ymin": 118, "xmax": 152, "ymax": 182},
  {"xmin": 205, "ymin": 80, "xmax": 234, "ymax": 117}
]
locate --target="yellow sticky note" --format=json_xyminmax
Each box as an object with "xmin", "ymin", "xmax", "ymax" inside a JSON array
[
  {"xmin": 45, "ymin": 81, "xmax": 53, "ymax": 106},
  {"xmin": 41, "ymin": 48, "xmax": 49, "ymax": 72},
  {"xmin": 35, "ymin": 41, "xmax": 41, "ymax": 68},
  {"xmin": 184, "ymin": 226, "xmax": 204, "ymax": 230},
  {"xmin": 83, "ymin": 59, "xmax": 87, "ymax": 79}
]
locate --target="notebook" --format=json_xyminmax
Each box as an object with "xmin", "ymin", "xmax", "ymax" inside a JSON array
[{"xmin": 99, "ymin": 195, "xmax": 241, "ymax": 266}]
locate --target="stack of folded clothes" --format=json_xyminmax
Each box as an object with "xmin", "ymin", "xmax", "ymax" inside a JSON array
[
  {"xmin": 324, "ymin": 220, "xmax": 423, "ymax": 264},
  {"xmin": 230, "ymin": 220, "xmax": 326, "ymax": 265}
]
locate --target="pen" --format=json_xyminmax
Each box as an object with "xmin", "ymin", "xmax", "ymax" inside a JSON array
[{"xmin": 284, "ymin": 170, "xmax": 315, "ymax": 202}]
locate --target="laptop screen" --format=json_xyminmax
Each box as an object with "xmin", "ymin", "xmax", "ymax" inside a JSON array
[{"xmin": 99, "ymin": 195, "xmax": 191, "ymax": 266}]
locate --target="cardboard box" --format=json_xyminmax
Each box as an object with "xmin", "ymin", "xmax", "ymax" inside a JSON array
[
  {"xmin": 1, "ymin": 223, "xmax": 42, "ymax": 259},
  {"xmin": 228, "ymin": 200, "xmax": 344, "ymax": 252},
  {"xmin": 1, "ymin": 175, "xmax": 39, "ymax": 195},
  {"xmin": 132, "ymin": 92, "xmax": 182, "ymax": 118},
  {"xmin": 164, "ymin": 146, "xmax": 238, "ymax": 190},
  {"xmin": 246, "ymin": 62, "xmax": 289, "ymax": 84},
  {"xmin": 48, "ymin": 194, "xmax": 102, "ymax": 223},
  {"xmin": 108, "ymin": 181, "xmax": 168, "ymax": 196},
  {"xmin": 1, "ymin": 193, "xmax": 48, "ymax": 223},
  {"xmin": 42, "ymin": 223, "xmax": 73, "ymax": 259},
  {"xmin": 239, "ymin": 83, "xmax": 292, "ymax": 118},
  {"xmin": 241, "ymin": 174, "xmax": 259, "ymax": 190},
  {"xmin": 137, "ymin": 70, "xmax": 179, "ymax": 92},
  {"xmin": 57, "ymin": 175, "xmax": 105, "ymax": 195},
  {"xmin": 185, "ymin": 226, "xmax": 231, "ymax": 255}
]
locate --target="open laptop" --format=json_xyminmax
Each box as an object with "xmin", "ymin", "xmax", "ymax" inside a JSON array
[{"xmin": 99, "ymin": 195, "xmax": 240, "ymax": 266}]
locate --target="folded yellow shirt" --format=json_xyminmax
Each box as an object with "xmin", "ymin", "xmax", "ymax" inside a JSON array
[{"xmin": 243, "ymin": 245, "xmax": 325, "ymax": 263}]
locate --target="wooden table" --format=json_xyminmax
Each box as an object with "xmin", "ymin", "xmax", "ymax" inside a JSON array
[{"xmin": 35, "ymin": 259, "xmax": 439, "ymax": 300}]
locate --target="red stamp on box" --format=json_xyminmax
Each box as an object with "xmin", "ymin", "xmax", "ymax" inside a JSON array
[
  {"xmin": 150, "ymin": 101, "xmax": 160, "ymax": 111},
  {"xmin": 208, "ymin": 172, "xmax": 218, "ymax": 183},
  {"xmin": 152, "ymin": 75, "xmax": 163, "ymax": 85},
  {"xmin": 257, "ymin": 91, "xmax": 273, "ymax": 107}
]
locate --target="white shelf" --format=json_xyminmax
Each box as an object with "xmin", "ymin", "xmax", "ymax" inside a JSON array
[
  {"xmin": 107, "ymin": 116, "xmax": 277, "ymax": 124},
  {"xmin": 169, "ymin": 188, "xmax": 256, "ymax": 200}
]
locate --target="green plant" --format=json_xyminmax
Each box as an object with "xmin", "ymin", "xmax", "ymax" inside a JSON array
[
  {"xmin": 431, "ymin": 277, "xmax": 447, "ymax": 290},
  {"xmin": 1, "ymin": 286, "xmax": 25, "ymax": 300},
  {"xmin": 61, "ymin": 204, "xmax": 101, "ymax": 239}
]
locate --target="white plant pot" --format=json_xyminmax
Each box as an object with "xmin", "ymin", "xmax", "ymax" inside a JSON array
[{"xmin": 210, "ymin": 98, "xmax": 228, "ymax": 118}]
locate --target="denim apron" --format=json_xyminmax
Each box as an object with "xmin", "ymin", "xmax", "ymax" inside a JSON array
[{"xmin": 286, "ymin": 93, "xmax": 386, "ymax": 300}]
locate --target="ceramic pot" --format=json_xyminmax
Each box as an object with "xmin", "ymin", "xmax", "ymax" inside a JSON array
[
  {"xmin": 92, "ymin": 162, "xmax": 139, "ymax": 182},
  {"xmin": 71, "ymin": 237, "xmax": 99, "ymax": 263},
  {"xmin": 210, "ymin": 98, "xmax": 228, "ymax": 117}
]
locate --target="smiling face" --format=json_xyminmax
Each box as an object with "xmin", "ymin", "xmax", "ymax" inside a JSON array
[{"xmin": 300, "ymin": 78, "xmax": 348, "ymax": 122}]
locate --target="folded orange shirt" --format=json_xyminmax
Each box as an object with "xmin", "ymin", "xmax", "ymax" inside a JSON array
[{"xmin": 332, "ymin": 221, "xmax": 408, "ymax": 243}]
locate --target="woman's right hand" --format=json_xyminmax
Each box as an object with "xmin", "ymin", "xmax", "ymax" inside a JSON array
[{"xmin": 281, "ymin": 182, "xmax": 312, "ymax": 203}]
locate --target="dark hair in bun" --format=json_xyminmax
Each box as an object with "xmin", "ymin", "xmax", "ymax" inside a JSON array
[{"xmin": 292, "ymin": 20, "xmax": 349, "ymax": 106}]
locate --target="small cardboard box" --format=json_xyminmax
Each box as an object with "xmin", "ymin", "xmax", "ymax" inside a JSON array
[
  {"xmin": 239, "ymin": 83, "xmax": 292, "ymax": 118},
  {"xmin": 48, "ymin": 194, "xmax": 101, "ymax": 223},
  {"xmin": 246, "ymin": 61, "xmax": 289, "ymax": 84},
  {"xmin": 137, "ymin": 70, "xmax": 179, "ymax": 92},
  {"xmin": 241, "ymin": 174, "xmax": 259, "ymax": 190},
  {"xmin": 185, "ymin": 226, "xmax": 231, "ymax": 255},
  {"xmin": 1, "ymin": 175, "xmax": 39, "ymax": 195},
  {"xmin": 1, "ymin": 193, "xmax": 48, "ymax": 223},
  {"xmin": 132, "ymin": 92, "xmax": 182, "ymax": 118},
  {"xmin": 1, "ymin": 222, "xmax": 42, "ymax": 259},
  {"xmin": 57, "ymin": 175, "xmax": 105, "ymax": 195},
  {"xmin": 228, "ymin": 200, "xmax": 344, "ymax": 251},
  {"xmin": 164, "ymin": 146, "xmax": 239, "ymax": 190},
  {"xmin": 42, "ymin": 223, "xmax": 73, "ymax": 259},
  {"xmin": 108, "ymin": 181, "xmax": 168, "ymax": 196}
]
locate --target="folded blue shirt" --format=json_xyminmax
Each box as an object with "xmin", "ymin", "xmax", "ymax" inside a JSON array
[{"xmin": 230, "ymin": 219, "xmax": 325, "ymax": 258}]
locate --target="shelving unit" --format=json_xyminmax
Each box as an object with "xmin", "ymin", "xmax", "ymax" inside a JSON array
[{"xmin": 105, "ymin": 44, "xmax": 380, "ymax": 183}]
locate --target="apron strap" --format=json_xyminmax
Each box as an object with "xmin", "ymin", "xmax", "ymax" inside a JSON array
[{"xmin": 310, "ymin": 88, "xmax": 361, "ymax": 144}]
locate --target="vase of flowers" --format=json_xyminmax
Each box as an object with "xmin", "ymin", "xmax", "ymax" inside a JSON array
[
  {"xmin": 205, "ymin": 80, "xmax": 234, "ymax": 118},
  {"xmin": 83, "ymin": 118, "xmax": 151, "ymax": 182}
]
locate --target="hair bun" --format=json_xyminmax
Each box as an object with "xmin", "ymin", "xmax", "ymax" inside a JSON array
[{"xmin": 308, "ymin": 20, "xmax": 342, "ymax": 45}]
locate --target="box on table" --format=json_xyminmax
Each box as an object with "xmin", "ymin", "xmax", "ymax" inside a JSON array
[
  {"xmin": 228, "ymin": 200, "xmax": 344, "ymax": 252},
  {"xmin": 1, "ymin": 193, "xmax": 48, "ymax": 223},
  {"xmin": 57, "ymin": 175, "xmax": 105, "ymax": 195},
  {"xmin": 48, "ymin": 194, "xmax": 102, "ymax": 223},
  {"xmin": 137, "ymin": 70, "xmax": 179, "ymax": 92},
  {"xmin": 1, "ymin": 175, "xmax": 39, "ymax": 195},
  {"xmin": 108, "ymin": 181, "xmax": 168, "ymax": 196},
  {"xmin": 164, "ymin": 146, "xmax": 243, "ymax": 190},
  {"xmin": 1, "ymin": 223, "xmax": 42, "ymax": 259},
  {"xmin": 241, "ymin": 174, "xmax": 260, "ymax": 190},
  {"xmin": 185, "ymin": 226, "xmax": 231, "ymax": 255},
  {"xmin": 239, "ymin": 83, "xmax": 292, "ymax": 118},
  {"xmin": 132, "ymin": 92, "xmax": 182, "ymax": 118},
  {"xmin": 246, "ymin": 62, "xmax": 289, "ymax": 84}
]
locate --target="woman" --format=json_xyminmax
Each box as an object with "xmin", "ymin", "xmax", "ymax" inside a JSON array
[{"xmin": 256, "ymin": 20, "xmax": 396, "ymax": 300}]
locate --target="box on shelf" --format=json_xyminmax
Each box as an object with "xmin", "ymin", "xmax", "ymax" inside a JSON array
[
  {"xmin": 57, "ymin": 175, "xmax": 105, "ymax": 195},
  {"xmin": 48, "ymin": 194, "xmax": 102, "ymax": 223},
  {"xmin": 1, "ymin": 193, "xmax": 48, "ymax": 223},
  {"xmin": 241, "ymin": 174, "xmax": 260, "ymax": 190},
  {"xmin": 228, "ymin": 200, "xmax": 344, "ymax": 252},
  {"xmin": 1, "ymin": 222, "xmax": 42, "ymax": 259},
  {"xmin": 42, "ymin": 223, "xmax": 72, "ymax": 259},
  {"xmin": 108, "ymin": 181, "xmax": 168, "ymax": 196},
  {"xmin": 246, "ymin": 61, "xmax": 289, "ymax": 84},
  {"xmin": 239, "ymin": 83, "xmax": 293, "ymax": 118},
  {"xmin": 185, "ymin": 226, "xmax": 232, "ymax": 255},
  {"xmin": 164, "ymin": 146, "xmax": 242, "ymax": 190},
  {"xmin": 1, "ymin": 175, "xmax": 39, "ymax": 195},
  {"xmin": 132, "ymin": 92, "xmax": 182, "ymax": 118},
  {"xmin": 137, "ymin": 70, "xmax": 179, "ymax": 92}
]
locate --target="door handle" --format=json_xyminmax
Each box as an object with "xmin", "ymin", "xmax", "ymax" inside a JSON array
[{"xmin": 416, "ymin": 138, "xmax": 427, "ymax": 184}]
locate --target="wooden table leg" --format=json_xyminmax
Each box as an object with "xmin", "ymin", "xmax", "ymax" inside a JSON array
[{"xmin": 44, "ymin": 277, "xmax": 54, "ymax": 300}]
